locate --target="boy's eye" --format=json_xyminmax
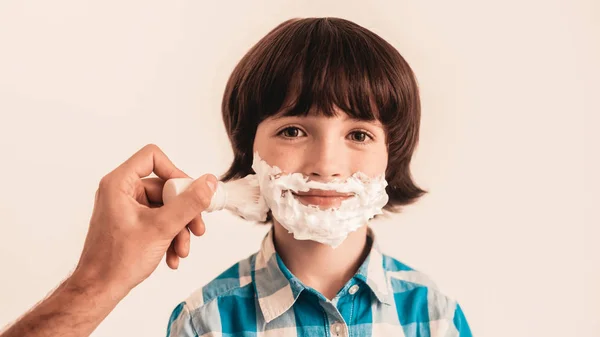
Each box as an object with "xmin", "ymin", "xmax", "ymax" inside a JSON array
[
  {"xmin": 279, "ymin": 127, "xmax": 305, "ymax": 138},
  {"xmin": 349, "ymin": 131, "xmax": 369, "ymax": 142}
]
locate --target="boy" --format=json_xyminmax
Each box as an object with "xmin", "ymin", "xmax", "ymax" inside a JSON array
[{"xmin": 167, "ymin": 17, "xmax": 472, "ymax": 337}]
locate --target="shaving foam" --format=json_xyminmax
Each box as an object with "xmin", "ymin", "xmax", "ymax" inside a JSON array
[{"xmin": 251, "ymin": 152, "xmax": 389, "ymax": 248}]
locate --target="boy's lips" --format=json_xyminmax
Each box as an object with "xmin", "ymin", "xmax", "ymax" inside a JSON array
[{"xmin": 291, "ymin": 189, "xmax": 354, "ymax": 208}]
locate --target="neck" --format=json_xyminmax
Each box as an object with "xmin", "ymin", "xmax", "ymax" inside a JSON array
[{"xmin": 272, "ymin": 220, "xmax": 370, "ymax": 300}]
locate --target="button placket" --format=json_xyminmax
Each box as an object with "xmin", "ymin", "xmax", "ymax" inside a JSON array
[
  {"xmin": 331, "ymin": 322, "xmax": 346, "ymax": 337},
  {"xmin": 321, "ymin": 299, "xmax": 348, "ymax": 337}
]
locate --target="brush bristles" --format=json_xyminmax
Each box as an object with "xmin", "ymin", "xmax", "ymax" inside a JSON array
[{"xmin": 220, "ymin": 175, "xmax": 268, "ymax": 222}]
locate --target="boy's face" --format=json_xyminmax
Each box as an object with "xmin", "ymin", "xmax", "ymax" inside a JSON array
[{"xmin": 253, "ymin": 106, "xmax": 388, "ymax": 209}]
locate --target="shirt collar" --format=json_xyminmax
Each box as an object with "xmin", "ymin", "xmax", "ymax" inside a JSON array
[
  {"xmin": 253, "ymin": 227, "xmax": 394, "ymax": 323},
  {"xmin": 354, "ymin": 228, "xmax": 395, "ymax": 306},
  {"xmin": 254, "ymin": 228, "xmax": 304, "ymax": 324}
]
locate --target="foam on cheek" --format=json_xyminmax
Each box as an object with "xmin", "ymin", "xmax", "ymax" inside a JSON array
[{"xmin": 251, "ymin": 151, "xmax": 389, "ymax": 248}]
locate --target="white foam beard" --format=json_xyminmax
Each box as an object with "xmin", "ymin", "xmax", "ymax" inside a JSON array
[{"xmin": 251, "ymin": 151, "xmax": 389, "ymax": 248}]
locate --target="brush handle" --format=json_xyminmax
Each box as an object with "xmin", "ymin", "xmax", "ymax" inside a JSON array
[{"xmin": 162, "ymin": 178, "xmax": 226, "ymax": 212}]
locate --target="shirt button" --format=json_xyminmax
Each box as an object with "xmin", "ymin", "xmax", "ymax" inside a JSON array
[
  {"xmin": 348, "ymin": 285, "xmax": 359, "ymax": 295},
  {"xmin": 331, "ymin": 323, "xmax": 342, "ymax": 335}
]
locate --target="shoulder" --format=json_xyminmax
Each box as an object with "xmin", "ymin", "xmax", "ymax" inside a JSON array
[
  {"xmin": 166, "ymin": 253, "xmax": 258, "ymax": 336},
  {"xmin": 382, "ymin": 253, "xmax": 440, "ymax": 290},
  {"xmin": 186, "ymin": 252, "xmax": 257, "ymax": 311},
  {"xmin": 381, "ymin": 253, "xmax": 468, "ymax": 327}
]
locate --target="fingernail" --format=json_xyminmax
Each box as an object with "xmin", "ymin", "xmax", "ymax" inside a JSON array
[{"xmin": 206, "ymin": 175, "xmax": 217, "ymax": 193}]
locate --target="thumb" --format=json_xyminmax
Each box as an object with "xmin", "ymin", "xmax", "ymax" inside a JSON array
[{"xmin": 156, "ymin": 174, "xmax": 217, "ymax": 236}]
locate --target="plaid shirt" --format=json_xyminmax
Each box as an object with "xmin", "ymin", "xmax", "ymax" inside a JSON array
[{"xmin": 166, "ymin": 228, "xmax": 472, "ymax": 337}]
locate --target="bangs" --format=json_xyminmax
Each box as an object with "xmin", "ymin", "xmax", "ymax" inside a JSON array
[{"xmin": 240, "ymin": 18, "xmax": 404, "ymax": 125}]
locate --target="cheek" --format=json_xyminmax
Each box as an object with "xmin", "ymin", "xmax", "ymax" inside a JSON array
[
  {"xmin": 255, "ymin": 148, "xmax": 298, "ymax": 172},
  {"xmin": 253, "ymin": 126, "xmax": 302, "ymax": 173},
  {"xmin": 353, "ymin": 145, "xmax": 388, "ymax": 177}
]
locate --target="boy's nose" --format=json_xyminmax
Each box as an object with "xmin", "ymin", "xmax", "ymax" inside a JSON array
[{"xmin": 304, "ymin": 139, "xmax": 347, "ymax": 180}]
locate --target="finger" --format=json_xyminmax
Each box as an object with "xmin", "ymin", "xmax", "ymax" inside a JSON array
[
  {"xmin": 133, "ymin": 177, "xmax": 162, "ymax": 206},
  {"xmin": 114, "ymin": 144, "xmax": 190, "ymax": 186},
  {"xmin": 154, "ymin": 174, "xmax": 217, "ymax": 236},
  {"xmin": 166, "ymin": 242, "xmax": 179, "ymax": 270},
  {"xmin": 141, "ymin": 177, "xmax": 165, "ymax": 204},
  {"xmin": 174, "ymin": 227, "xmax": 190, "ymax": 258},
  {"xmin": 188, "ymin": 214, "xmax": 206, "ymax": 236}
]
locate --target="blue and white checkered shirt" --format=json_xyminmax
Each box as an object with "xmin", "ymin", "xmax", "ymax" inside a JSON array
[{"xmin": 166, "ymin": 228, "xmax": 472, "ymax": 337}]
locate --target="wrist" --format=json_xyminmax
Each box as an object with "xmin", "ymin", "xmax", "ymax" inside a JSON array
[{"xmin": 66, "ymin": 268, "xmax": 131, "ymax": 304}]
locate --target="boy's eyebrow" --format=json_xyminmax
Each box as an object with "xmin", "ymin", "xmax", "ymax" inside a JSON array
[
  {"xmin": 269, "ymin": 113, "xmax": 291, "ymax": 120},
  {"xmin": 348, "ymin": 117, "xmax": 383, "ymax": 127},
  {"xmin": 269, "ymin": 113, "xmax": 384, "ymax": 127}
]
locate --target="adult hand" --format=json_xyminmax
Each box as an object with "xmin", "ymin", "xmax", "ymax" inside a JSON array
[
  {"xmin": 0, "ymin": 144, "xmax": 216, "ymax": 337},
  {"xmin": 72, "ymin": 144, "xmax": 216, "ymax": 295}
]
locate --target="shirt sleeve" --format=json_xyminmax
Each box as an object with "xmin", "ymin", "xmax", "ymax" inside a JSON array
[
  {"xmin": 166, "ymin": 302, "xmax": 197, "ymax": 337},
  {"xmin": 453, "ymin": 303, "xmax": 473, "ymax": 337}
]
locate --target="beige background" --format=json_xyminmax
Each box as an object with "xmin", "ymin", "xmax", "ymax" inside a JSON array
[{"xmin": 0, "ymin": 0, "xmax": 598, "ymax": 336}]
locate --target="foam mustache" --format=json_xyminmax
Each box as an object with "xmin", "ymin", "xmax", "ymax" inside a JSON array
[{"xmin": 252, "ymin": 152, "xmax": 389, "ymax": 248}]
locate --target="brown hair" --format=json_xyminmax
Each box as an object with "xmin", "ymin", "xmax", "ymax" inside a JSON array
[{"xmin": 221, "ymin": 17, "xmax": 426, "ymax": 213}]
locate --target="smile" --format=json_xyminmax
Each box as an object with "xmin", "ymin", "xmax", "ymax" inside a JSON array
[{"xmin": 291, "ymin": 190, "xmax": 354, "ymax": 208}]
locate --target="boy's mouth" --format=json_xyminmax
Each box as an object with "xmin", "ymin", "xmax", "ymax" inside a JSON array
[{"xmin": 291, "ymin": 189, "xmax": 354, "ymax": 209}]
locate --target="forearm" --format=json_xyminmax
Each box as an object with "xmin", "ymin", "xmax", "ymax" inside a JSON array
[{"xmin": 0, "ymin": 274, "xmax": 128, "ymax": 337}]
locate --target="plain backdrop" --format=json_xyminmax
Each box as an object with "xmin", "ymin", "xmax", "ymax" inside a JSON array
[{"xmin": 0, "ymin": 1, "xmax": 598, "ymax": 336}]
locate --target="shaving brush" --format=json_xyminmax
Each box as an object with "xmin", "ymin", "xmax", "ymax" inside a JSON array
[{"xmin": 162, "ymin": 174, "xmax": 268, "ymax": 222}]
